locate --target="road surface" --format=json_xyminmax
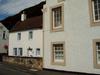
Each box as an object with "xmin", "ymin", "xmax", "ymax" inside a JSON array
[{"xmin": 0, "ymin": 63, "xmax": 33, "ymax": 75}]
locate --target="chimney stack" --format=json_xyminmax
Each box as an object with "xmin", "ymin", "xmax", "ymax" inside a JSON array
[{"xmin": 21, "ymin": 11, "xmax": 26, "ymax": 21}]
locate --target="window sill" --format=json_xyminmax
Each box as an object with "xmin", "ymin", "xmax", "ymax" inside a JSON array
[
  {"xmin": 90, "ymin": 21, "xmax": 100, "ymax": 27},
  {"xmin": 52, "ymin": 62, "xmax": 65, "ymax": 66},
  {"xmin": 51, "ymin": 28, "xmax": 64, "ymax": 32}
]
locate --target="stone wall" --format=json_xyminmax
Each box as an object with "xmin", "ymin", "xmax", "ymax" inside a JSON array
[{"xmin": 3, "ymin": 56, "xmax": 43, "ymax": 70}]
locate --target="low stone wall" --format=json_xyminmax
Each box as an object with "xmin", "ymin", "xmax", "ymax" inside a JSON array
[{"xmin": 3, "ymin": 56, "xmax": 43, "ymax": 70}]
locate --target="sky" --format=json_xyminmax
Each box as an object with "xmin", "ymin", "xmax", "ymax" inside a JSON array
[{"xmin": 0, "ymin": 0, "xmax": 44, "ymax": 20}]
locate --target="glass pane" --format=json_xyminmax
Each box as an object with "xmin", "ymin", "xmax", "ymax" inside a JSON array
[
  {"xmin": 96, "ymin": 42, "xmax": 100, "ymax": 50},
  {"xmin": 19, "ymin": 48, "xmax": 22, "ymax": 56},
  {"xmin": 52, "ymin": 7, "xmax": 62, "ymax": 27},
  {"xmin": 97, "ymin": 51, "xmax": 100, "ymax": 61},
  {"xmin": 95, "ymin": 10, "xmax": 98, "ymax": 15},
  {"xmin": 53, "ymin": 43, "xmax": 64, "ymax": 61},
  {"xmin": 94, "ymin": 3, "xmax": 97, "ymax": 9},
  {"xmin": 98, "ymin": 0, "xmax": 100, "ymax": 3},
  {"xmin": 95, "ymin": 15, "xmax": 99, "ymax": 20},
  {"xmin": 13, "ymin": 48, "xmax": 17, "ymax": 56},
  {"xmin": 29, "ymin": 31, "xmax": 33, "ymax": 39}
]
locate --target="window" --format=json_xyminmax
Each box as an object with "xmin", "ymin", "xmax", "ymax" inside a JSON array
[
  {"xmin": 13, "ymin": 48, "xmax": 23, "ymax": 56},
  {"xmin": 36, "ymin": 48, "xmax": 40, "ymax": 56},
  {"xmin": 51, "ymin": 4, "xmax": 64, "ymax": 31},
  {"xmin": 13, "ymin": 48, "xmax": 17, "ymax": 56},
  {"xmin": 29, "ymin": 31, "xmax": 33, "ymax": 39},
  {"xmin": 17, "ymin": 33, "xmax": 21, "ymax": 40},
  {"xmin": 90, "ymin": 0, "xmax": 100, "ymax": 25},
  {"xmin": 93, "ymin": 39, "xmax": 100, "ymax": 68},
  {"xmin": 52, "ymin": 42, "xmax": 65, "ymax": 65},
  {"xmin": 18, "ymin": 48, "xmax": 23, "ymax": 56},
  {"xmin": 2, "ymin": 31, "xmax": 6, "ymax": 40},
  {"xmin": 92, "ymin": 0, "xmax": 100, "ymax": 22}
]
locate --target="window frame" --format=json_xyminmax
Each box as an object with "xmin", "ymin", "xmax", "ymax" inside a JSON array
[
  {"xmin": 17, "ymin": 33, "xmax": 21, "ymax": 40},
  {"xmin": 93, "ymin": 39, "xmax": 100, "ymax": 69},
  {"xmin": 89, "ymin": 0, "xmax": 100, "ymax": 26},
  {"xmin": 36, "ymin": 48, "xmax": 40, "ymax": 56},
  {"xmin": 50, "ymin": 4, "xmax": 64, "ymax": 32},
  {"xmin": 51, "ymin": 41, "xmax": 65, "ymax": 65},
  {"xmin": 13, "ymin": 48, "xmax": 17, "ymax": 56},
  {"xmin": 29, "ymin": 31, "xmax": 33, "ymax": 39},
  {"xmin": 18, "ymin": 48, "xmax": 23, "ymax": 56}
]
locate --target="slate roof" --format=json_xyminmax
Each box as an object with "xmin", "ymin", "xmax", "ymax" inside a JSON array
[
  {"xmin": 0, "ymin": 1, "xmax": 45, "ymax": 30},
  {"xmin": 10, "ymin": 15, "xmax": 42, "ymax": 32}
]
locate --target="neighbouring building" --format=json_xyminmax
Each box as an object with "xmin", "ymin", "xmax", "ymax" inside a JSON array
[
  {"xmin": 2, "ymin": 1, "xmax": 45, "ymax": 70},
  {"xmin": 43, "ymin": 0, "xmax": 100, "ymax": 74},
  {"xmin": 8, "ymin": 13, "xmax": 43, "ymax": 69},
  {"xmin": 0, "ymin": 23, "xmax": 8, "ymax": 61},
  {"xmin": 9, "ymin": 14, "xmax": 43, "ymax": 58}
]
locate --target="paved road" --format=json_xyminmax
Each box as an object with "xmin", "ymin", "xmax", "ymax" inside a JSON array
[
  {"xmin": 0, "ymin": 63, "xmax": 33, "ymax": 75},
  {"xmin": 0, "ymin": 62, "xmax": 92, "ymax": 75}
]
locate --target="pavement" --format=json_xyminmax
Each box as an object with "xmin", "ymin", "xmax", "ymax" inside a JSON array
[{"xmin": 1, "ymin": 62, "xmax": 98, "ymax": 75}]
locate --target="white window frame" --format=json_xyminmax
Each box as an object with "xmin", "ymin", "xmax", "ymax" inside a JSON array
[
  {"xmin": 92, "ymin": 0, "xmax": 100, "ymax": 22},
  {"xmin": 51, "ymin": 42, "xmax": 65, "ymax": 65},
  {"xmin": 51, "ymin": 4, "xmax": 64, "ymax": 32},
  {"xmin": 36, "ymin": 48, "xmax": 40, "ymax": 56},
  {"xmin": 13, "ymin": 48, "xmax": 17, "ymax": 56},
  {"xmin": 93, "ymin": 39, "xmax": 100, "ymax": 69},
  {"xmin": 18, "ymin": 48, "xmax": 23, "ymax": 56},
  {"xmin": 17, "ymin": 33, "xmax": 21, "ymax": 40},
  {"xmin": 29, "ymin": 31, "xmax": 33, "ymax": 39}
]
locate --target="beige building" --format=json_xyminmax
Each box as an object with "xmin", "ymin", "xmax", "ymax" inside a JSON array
[{"xmin": 43, "ymin": 0, "xmax": 100, "ymax": 74}]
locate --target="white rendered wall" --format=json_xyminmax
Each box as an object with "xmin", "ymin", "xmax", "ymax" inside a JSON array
[
  {"xmin": 43, "ymin": 0, "xmax": 100, "ymax": 74},
  {"xmin": 0, "ymin": 23, "xmax": 8, "ymax": 53},
  {"xmin": 9, "ymin": 29, "xmax": 43, "ymax": 57}
]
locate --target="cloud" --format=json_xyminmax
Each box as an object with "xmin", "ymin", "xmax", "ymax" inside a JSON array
[{"xmin": 0, "ymin": 0, "xmax": 44, "ymax": 20}]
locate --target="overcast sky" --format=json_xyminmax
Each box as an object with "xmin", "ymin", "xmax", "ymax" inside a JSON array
[{"xmin": 0, "ymin": 0, "xmax": 44, "ymax": 20}]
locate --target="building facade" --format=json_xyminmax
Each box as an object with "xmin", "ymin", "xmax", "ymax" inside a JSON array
[
  {"xmin": 9, "ymin": 16, "xmax": 43, "ymax": 58},
  {"xmin": 43, "ymin": 0, "xmax": 100, "ymax": 74},
  {"xmin": 0, "ymin": 23, "xmax": 8, "ymax": 61}
]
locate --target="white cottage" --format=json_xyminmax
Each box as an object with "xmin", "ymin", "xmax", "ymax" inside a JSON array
[
  {"xmin": 0, "ymin": 23, "xmax": 8, "ymax": 61},
  {"xmin": 9, "ymin": 14, "xmax": 43, "ymax": 58},
  {"xmin": 43, "ymin": 0, "xmax": 100, "ymax": 74}
]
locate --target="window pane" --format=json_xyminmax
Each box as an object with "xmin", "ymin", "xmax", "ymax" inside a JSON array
[
  {"xmin": 36, "ymin": 48, "xmax": 40, "ymax": 56},
  {"xmin": 97, "ymin": 51, "xmax": 100, "ymax": 63},
  {"xmin": 18, "ymin": 33, "xmax": 21, "ymax": 40},
  {"xmin": 18, "ymin": 48, "xmax": 23, "ymax": 56},
  {"xmin": 98, "ymin": 0, "xmax": 100, "ymax": 3},
  {"xmin": 29, "ymin": 31, "xmax": 33, "ymax": 39},
  {"xmin": 13, "ymin": 48, "xmax": 17, "ymax": 56},
  {"xmin": 52, "ymin": 43, "xmax": 64, "ymax": 63},
  {"xmin": 96, "ymin": 42, "xmax": 100, "ymax": 64},
  {"xmin": 92, "ymin": 0, "xmax": 100, "ymax": 21},
  {"xmin": 96, "ymin": 42, "xmax": 100, "ymax": 50},
  {"xmin": 52, "ymin": 6, "xmax": 62, "ymax": 28}
]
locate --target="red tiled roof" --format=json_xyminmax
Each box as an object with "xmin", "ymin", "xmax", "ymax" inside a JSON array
[{"xmin": 10, "ymin": 16, "xmax": 42, "ymax": 32}]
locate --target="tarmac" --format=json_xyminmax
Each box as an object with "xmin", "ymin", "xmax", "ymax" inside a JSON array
[{"xmin": 2, "ymin": 62, "xmax": 98, "ymax": 75}]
